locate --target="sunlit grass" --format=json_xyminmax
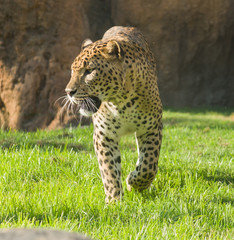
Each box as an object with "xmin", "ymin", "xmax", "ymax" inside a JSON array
[{"xmin": 0, "ymin": 108, "xmax": 233, "ymax": 239}]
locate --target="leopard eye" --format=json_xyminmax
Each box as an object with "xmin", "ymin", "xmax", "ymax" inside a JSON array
[
  {"xmin": 83, "ymin": 68, "xmax": 96, "ymax": 79},
  {"xmin": 84, "ymin": 69, "xmax": 92, "ymax": 76}
]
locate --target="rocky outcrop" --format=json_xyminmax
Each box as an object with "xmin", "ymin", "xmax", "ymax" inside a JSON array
[
  {"xmin": 0, "ymin": 0, "xmax": 233, "ymax": 130},
  {"xmin": 112, "ymin": 0, "xmax": 234, "ymax": 107},
  {"xmin": 0, "ymin": 0, "xmax": 111, "ymax": 130},
  {"xmin": 0, "ymin": 229, "xmax": 91, "ymax": 240}
]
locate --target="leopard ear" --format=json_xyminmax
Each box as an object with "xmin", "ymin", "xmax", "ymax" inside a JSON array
[
  {"xmin": 104, "ymin": 40, "xmax": 124, "ymax": 60},
  {"xmin": 81, "ymin": 39, "xmax": 93, "ymax": 50}
]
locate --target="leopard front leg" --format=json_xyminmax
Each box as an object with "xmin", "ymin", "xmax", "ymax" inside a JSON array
[
  {"xmin": 126, "ymin": 124, "xmax": 162, "ymax": 191},
  {"xmin": 93, "ymin": 129, "xmax": 123, "ymax": 203}
]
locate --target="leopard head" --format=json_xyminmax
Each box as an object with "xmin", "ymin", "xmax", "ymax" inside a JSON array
[{"xmin": 65, "ymin": 39, "xmax": 124, "ymax": 116}]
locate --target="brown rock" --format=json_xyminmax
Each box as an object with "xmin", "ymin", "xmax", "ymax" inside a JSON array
[
  {"xmin": 112, "ymin": 0, "xmax": 234, "ymax": 107},
  {"xmin": 0, "ymin": 0, "xmax": 111, "ymax": 130},
  {"xmin": 0, "ymin": 229, "xmax": 92, "ymax": 240}
]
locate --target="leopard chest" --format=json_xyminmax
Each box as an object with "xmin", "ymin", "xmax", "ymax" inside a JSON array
[{"xmin": 93, "ymin": 101, "xmax": 158, "ymax": 137}]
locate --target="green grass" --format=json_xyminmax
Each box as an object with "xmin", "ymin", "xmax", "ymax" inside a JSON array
[{"xmin": 0, "ymin": 108, "xmax": 233, "ymax": 239}]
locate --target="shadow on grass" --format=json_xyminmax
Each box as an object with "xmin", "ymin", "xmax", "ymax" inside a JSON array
[
  {"xmin": 212, "ymin": 196, "xmax": 234, "ymax": 206},
  {"xmin": 164, "ymin": 106, "xmax": 234, "ymax": 116},
  {"xmin": 163, "ymin": 117, "xmax": 234, "ymax": 130},
  {"xmin": 0, "ymin": 139, "xmax": 87, "ymax": 152},
  {"xmin": 140, "ymin": 165, "xmax": 234, "ymax": 207},
  {"xmin": 163, "ymin": 107, "xmax": 234, "ymax": 129},
  {"xmin": 140, "ymin": 186, "xmax": 233, "ymax": 226},
  {"xmin": 159, "ymin": 165, "xmax": 234, "ymax": 186},
  {"xmin": 198, "ymin": 169, "xmax": 234, "ymax": 185}
]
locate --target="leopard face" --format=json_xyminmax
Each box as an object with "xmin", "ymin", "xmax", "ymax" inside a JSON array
[{"xmin": 65, "ymin": 40, "xmax": 124, "ymax": 116}]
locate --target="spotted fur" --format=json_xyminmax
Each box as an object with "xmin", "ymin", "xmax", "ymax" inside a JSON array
[{"xmin": 65, "ymin": 26, "xmax": 162, "ymax": 203}]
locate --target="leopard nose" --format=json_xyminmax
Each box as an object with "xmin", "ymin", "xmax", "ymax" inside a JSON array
[{"xmin": 65, "ymin": 88, "xmax": 77, "ymax": 97}]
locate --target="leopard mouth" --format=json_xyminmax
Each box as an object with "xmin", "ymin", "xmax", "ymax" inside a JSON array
[{"xmin": 80, "ymin": 96, "xmax": 102, "ymax": 116}]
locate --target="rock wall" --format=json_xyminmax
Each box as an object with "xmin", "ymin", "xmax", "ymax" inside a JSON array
[
  {"xmin": 0, "ymin": 229, "xmax": 91, "ymax": 240},
  {"xmin": 0, "ymin": 0, "xmax": 233, "ymax": 130},
  {"xmin": 0, "ymin": 0, "xmax": 111, "ymax": 130},
  {"xmin": 112, "ymin": 0, "xmax": 234, "ymax": 107}
]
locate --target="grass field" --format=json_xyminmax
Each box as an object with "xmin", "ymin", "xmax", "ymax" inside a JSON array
[{"xmin": 0, "ymin": 108, "xmax": 233, "ymax": 239}]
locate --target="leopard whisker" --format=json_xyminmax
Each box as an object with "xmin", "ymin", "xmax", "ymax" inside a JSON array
[
  {"xmin": 86, "ymin": 98, "xmax": 96, "ymax": 112},
  {"xmin": 87, "ymin": 97, "xmax": 99, "ymax": 111},
  {"xmin": 67, "ymin": 102, "xmax": 72, "ymax": 115},
  {"xmin": 84, "ymin": 98, "xmax": 92, "ymax": 111},
  {"xmin": 54, "ymin": 95, "xmax": 67, "ymax": 106},
  {"xmin": 59, "ymin": 98, "xmax": 70, "ymax": 123},
  {"xmin": 61, "ymin": 97, "xmax": 69, "ymax": 105}
]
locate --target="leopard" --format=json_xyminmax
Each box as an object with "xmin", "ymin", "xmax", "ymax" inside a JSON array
[{"xmin": 65, "ymin": 26, "xmax": 163, "ymax": 203}]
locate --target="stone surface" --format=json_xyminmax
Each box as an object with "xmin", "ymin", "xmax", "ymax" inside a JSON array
[
  {"xmin": 112, "ymin": 0, "xmax": 234, "ymax": 107},
  {"xmin": 0, "ymin": 0, "xmax": 111, "ymax": 130},
  {"xmin": 0, "ymin": 0, "xmax": 233, "ymax": 130},
  {"xmin": 0, "ymin": 229, "xmax": 92, "ymax": 240}
]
